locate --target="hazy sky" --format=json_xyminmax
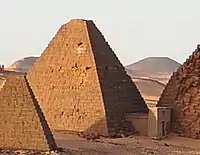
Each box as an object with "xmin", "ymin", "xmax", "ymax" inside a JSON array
[{"xmin": 1, "ymin": 0, "xmax": 200, "ymax": 66}]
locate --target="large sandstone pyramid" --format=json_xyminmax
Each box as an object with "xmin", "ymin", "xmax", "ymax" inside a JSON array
[
  {"xmin": 157, "ymin": 45, "xmax": 200, "ymax": 139},
  {"xmin": 27, "ymin": 19, "xmax": 148, "ymax": 136},
  {"xmin": 0, "ymin": 75, "xmax": 57, "ymax": 150}
]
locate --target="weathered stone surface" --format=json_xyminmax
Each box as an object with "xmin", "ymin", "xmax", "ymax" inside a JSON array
[
  {"xmin": 27, "ymin": 19, "xmax": 148, "ymax": 137},
  {"xmin": 157, "ymin": 45, "xmax": 200, "ymax": 139},
  {"xmin": 0, "ymin": 75, "xmax": 57, "ymax": 150}
]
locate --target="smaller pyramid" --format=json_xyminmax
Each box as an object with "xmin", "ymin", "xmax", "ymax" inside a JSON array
[
  {"xmin": 158, "ymin": 45, "xmax": 200, "ymax": 139},
  {"xmin": 0, "ymin": 75, "xmax": 57, "ymax": 151}
]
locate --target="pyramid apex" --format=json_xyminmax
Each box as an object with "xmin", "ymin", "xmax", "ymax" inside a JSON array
[
  {"xmin": 61, "ymin": 19, "xmax": 94, "ymax": 28},
  {"xmin": 197, "ymin": 44, "xmax": 200, "ymax": 50},
  {"xmin": 68, "ymin": 18, "xmax": 93, "ymax": 23}
]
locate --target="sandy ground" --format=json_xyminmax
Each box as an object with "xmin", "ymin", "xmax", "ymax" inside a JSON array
[{"xmin": 54, "ymin": 132, "xmax": 200, "ymax": 155}]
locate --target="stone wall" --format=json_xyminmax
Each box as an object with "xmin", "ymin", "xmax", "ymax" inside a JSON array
[
  {"xmin": 157, "ymin": 45, "xmax": 200, "ymax": 139},
  {"xmin": 27, "ymin": 19, "xmax": 148, "ymax": 137},
  {"xmin": 0, "ymin": 75, "xmax": 56, "ymax": 150}
]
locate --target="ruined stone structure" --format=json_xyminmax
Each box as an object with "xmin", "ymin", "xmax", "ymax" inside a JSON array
[
  {"xmin": 157, "ymin": 45, "xmax": 200, "ymax": 139},
  {"xmin": 0, "ymin": 65, "xmax": 5, "ymax": 73},
  {"xmin": 27, "ymin": 19, "xmax": 148, "ymax": 136},
  {"xmin": 0, "ymin": 75, "xmax": 57, "ymax": 150}
]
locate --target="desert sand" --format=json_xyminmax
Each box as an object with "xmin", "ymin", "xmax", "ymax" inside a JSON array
[{"xmin": 54, "ymin": 132, "xmax": 200, "ymax": 155}]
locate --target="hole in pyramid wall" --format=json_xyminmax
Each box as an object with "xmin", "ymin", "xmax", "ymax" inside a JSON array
[
  {"xmin": 78, "ymin": 42, "xmax": 83, "ymax": 46},
  {"xmin": 76, "ymin": 42, "xmax": 87, "ymax": 54},
  {"xmin": 85, "ymin": 66, "xmax": 91, "ymax": 70},
  {"xmin": 58, "ymin": 66, "xmax": 63, "ymax": 72},
  {"xmin": 72, "ymin": 64, "xmax": 77, "ymax": 69}
]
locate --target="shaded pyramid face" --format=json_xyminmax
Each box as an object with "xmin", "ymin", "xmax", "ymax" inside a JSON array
[
  {"xmin": 0, "ymin": 75, "xmax": 57, "ymax": 150},
  {"xmin": 27, "ymin": 19, "xmax": 148, "ymax": 136},
  {"xmin": 157, "ymin": 46, "xmax": 200, "ymax": 139}
]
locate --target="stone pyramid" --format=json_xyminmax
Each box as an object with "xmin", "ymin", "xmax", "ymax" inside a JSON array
[
  {"xmin": 27, "ymin": 19, "xmax": 148, "ymax": 136},
  {"xmin": 0, "ymin": 75, "xmax": 57, "ymax": 150},
  {"xmin": 157, "ymin": 45, "xmax": 200, "ymax": 139}
]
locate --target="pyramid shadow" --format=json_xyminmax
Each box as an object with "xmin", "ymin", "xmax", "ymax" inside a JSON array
[
  {"xmin": 24, "ymin": 76, "xmax": 57, "ymax": 149},
  {"xmin": 85, "ymin": 21, "xmax": 148, "ymax": 136}
]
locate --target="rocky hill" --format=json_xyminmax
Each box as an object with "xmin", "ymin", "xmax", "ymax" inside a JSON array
[{"xmin": 6, "ymin": 57, "xmax": 38, "ymax": 73}]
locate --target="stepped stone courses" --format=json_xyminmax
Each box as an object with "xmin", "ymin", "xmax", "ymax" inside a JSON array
[
  {"xmin": 27, "ymin": 19, "xmax": 148, "ymax": 137},
  {"xmin": 0, "ymin": 75, "xmax": 57, "ymax": 150},
  {"xmin": 157, "ymin": 45, "xmax": 200, "ymax": 139}
]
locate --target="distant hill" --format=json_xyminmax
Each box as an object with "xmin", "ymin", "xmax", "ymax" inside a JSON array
[
  {"xmin": 126, "ymin": 57, "xmax": 180, "ymax": 73},
  {"xmin": 126, "ymin": 57, "xmax": 181, "ymax": 106},
  {"xmin": 8, "ymin": 56, "xmax": 181, "ymax": 76},
  {"xmin": 6, "ymin": 56, "xmax": 181, "ymax": 107},
  {"xmin": 126, "ymin": 57, "xmax": 181, "ymax": 84},
  {"xmin": 6, "ymin": 57, "xmax": 38, "ymax": 73}
]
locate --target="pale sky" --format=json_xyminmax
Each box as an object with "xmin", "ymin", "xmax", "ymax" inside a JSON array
[{"xmin": 1, "ymin": 0, "xmax": 200, "ymax": 66}]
